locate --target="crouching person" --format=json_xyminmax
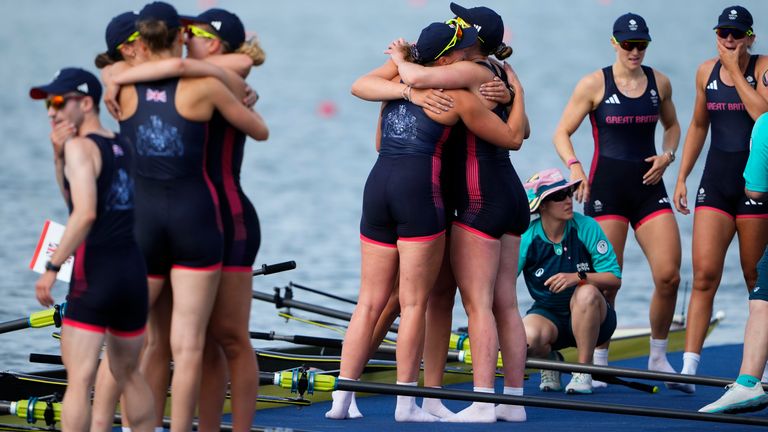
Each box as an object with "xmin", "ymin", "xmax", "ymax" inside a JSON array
[{"xmin": 518, "ymin": 168, "xmax": 621, "ymax": 394}]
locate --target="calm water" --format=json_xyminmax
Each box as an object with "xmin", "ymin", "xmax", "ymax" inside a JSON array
[{"xmin": 1, "ymin": 0, "xmax": 767, "ymax": 370}]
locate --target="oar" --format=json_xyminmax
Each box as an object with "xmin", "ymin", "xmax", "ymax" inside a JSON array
[
  {"xmin": 286, "ymin": 281, "xmax": 358, "ymax": 305},
  {"xmin": 252, "ymin": 288, "xmax": 399, "ymax": 333},
  {"xmin": 252, "ymin": 260, "xmax": 296, "ymax": 276},
  {"xmin": 274, "ymin": 370, "xmax": 768, "ymax": 427},
  {"xmin": 0, "ymin": 399, "xmax": 312, "ymax": 432},
  {"xmin": 0, "ymin": 304, "xmax": 65, "ymax": 335}
]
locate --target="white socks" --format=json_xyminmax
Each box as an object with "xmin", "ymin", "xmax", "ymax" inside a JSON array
[
  {"xmin": 648, "ymin": 338, "xmax": 676, "ymax": 374},
  {"xmin": 422, "ymin": 392, "xmax": 454, "ymax": 418},
  {"xmin": 325, "ymin": 376, "xmax": 362, "ymax": 419},
  {"xmin": 394, "ymin": 382, "xmax": 438, "ymax": 422},
  {"xmin": 668, "ymin": 352, "xmax": 699, "ymax": 394},
  {"xmin": 495, "ymin": 386, "xmax": 526, "ymax": 422},
  {"xmin": 121, "ymin": 428, "xmax": 132, "ymax": 432},
  {"xmin": 443, "ymin": 387, "xmax": 496, "ymax": 423},
  {"xmin": 592, "ymin": 348, "xmax": 608, "ymax": 388}
]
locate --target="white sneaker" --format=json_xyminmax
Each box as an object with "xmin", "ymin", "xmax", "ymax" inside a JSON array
[
  {"xmin": 699, "ymin": 382, "xmax": 768, "ymax": 414},
  {"xmin": 539, "ymin": 368, "xmax": 562, "ymax": 392},
  {"xmin": 565, "ymin": 373, "xmax": 593, "ymax": 395}
]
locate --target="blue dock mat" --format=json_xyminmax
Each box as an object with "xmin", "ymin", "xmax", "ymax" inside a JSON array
[{"xmin": 243, "ymin": 344, "xmax": 767, "ymax": 431}]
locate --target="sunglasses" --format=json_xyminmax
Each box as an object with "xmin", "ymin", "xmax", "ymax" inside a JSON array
[
  {"xmin": 715, "ymin": 27, "xmax": 754, "ymax": 40},
  {"xmin": 613, "ymin": 37, "xmax": 649, "ymax": 52},
  {"xmin": 117, "ymin": 31, "xmax": 140, "ymax": 51},
  {"xmin": 433, "ymin": 19, "xmax": 465, "ymax": 60},
  {"xmin": 544, "ymin": 188, "xmax": 573, "ymax": 202},
  {"xmin": 45, "ymin": 94, "xmax": 84, "ymax": 111},
  {"xmin": 186, "ymin": 24, "xmax": 219, "ymax": 41}
]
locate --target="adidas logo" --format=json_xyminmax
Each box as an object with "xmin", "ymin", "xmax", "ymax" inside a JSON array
[
  {"xmin": 605, "ymin": 94, "xmax": 621, "ymax": 104},
  {"xmin": 707, "ymin": 80, "xmax": 718, "ymax": 90}
]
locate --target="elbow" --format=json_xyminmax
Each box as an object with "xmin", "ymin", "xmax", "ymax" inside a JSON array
[
  {"xmin": 350, "ymin": 80, "xmax": 363, "ymax": 98},
  {"xmin": 253, "ymin": 128, "xmax": 269, "ymax": 141}
]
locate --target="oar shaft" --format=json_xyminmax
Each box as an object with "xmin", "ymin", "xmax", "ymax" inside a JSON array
[
  {"xmin": 527, "ymin": 358, "xmax": 753, "ymax": 389},
  {"xmin": 252, "ymin": 290, "xmax": 400, "ymax": 333},
  {"xmin": 0, "ymin": 319, "xmax": 30, "ymax": 334},
  {"xmin": 336, "ymin": 380, "xmax": 768, "ymax": 427},
  {"xmin": 288, "ymin": 282, "xmax": 358, "ymax": 305},
  {"xmin": 249, "ymin": 331, "xmax": 344, "ymax": 349}
]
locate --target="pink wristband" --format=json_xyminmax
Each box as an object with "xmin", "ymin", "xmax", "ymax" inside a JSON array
[{"xmin": 567, "ymin": 158, "xmax": 581, "ymax": 167}]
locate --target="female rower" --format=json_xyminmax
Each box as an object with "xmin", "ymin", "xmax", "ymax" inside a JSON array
[
  {"xmin": 351, "ymin": 3, "xmax": 529, "ymax": 422},
  {"xmin": 327, "ymin": 20, "xmax": 525, "ymax": 423},
  {"xmin": 673, "ymin": 5, "xmax": 768, "ymax": 392},
  {"xmin": 114, "ymin": 3, "xmax": 268, "ymax": 430},
  {"xmin": 30, "ymin": 68, "xmax": 154, "ymax": 432},
  {"xmin": 700, "ymin": 113, "xmax": 768, "ymax": 414},
  {"xmin": 553, "ymin": 13, "xmax": 681, "ymax": 384}
]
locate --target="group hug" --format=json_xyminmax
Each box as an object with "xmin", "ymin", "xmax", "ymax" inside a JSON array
[{"xmin": 27, "ymin": 1, "xmax": 768, "ymax": 430}]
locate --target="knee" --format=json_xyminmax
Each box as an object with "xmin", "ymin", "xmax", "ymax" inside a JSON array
[
  {"xmin": 571, "ymin": 286, "xmax": 602, "ymax": 310},
  {"xmin": 743, "ymin": 269, "xmax": 759, "ymax": 290},
  {"xmin": 692, "ymin": 266, "xmax": 722, "ymax": 291},
  {"xmin": 109, "ymin": 357, "xmax": 139, "ymax": 382},
  {"xmin": 654, "ymin": 268, "xmax": 681, "ymax": 294},
  {"xmin": 211, "ymin": 325, "xmax": 249, "ymax": 357}
]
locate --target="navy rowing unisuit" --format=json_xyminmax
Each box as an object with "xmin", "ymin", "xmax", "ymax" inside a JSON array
[
  {"xmin": 120, "ymin": 78, "xmax": 223, "ymax": 276},
  {"xmin": 447, "ymin": 60, "xmax": 529, "ymax": 239},
  {"xmin": 64, "ymin": 133, "xmax": 148, "ymax": 336},
  {"xmin": 586, "ymin": 65, "xmax": 672, "ymax": 228},
  {"xmin": 360, "ymin": 99, "xmax": 450, "ymax": 246},
  {"xmin": 696, "ymin": 55, "xmax": 768, "ymax": 219},
  {"xmin": 207, "ymin": 112, "xmax": 260, "ymax": 272}
]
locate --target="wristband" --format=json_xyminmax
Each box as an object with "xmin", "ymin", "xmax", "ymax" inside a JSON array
[
  {"xmin": 567, "ymin": 158, "xmax": 581, "ymax": 167},
  {"xmin": 45, "ymin": 261, "xmax": 61, "ymax": 273}
]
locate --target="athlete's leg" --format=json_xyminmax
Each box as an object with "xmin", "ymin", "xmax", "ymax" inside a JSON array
[
  {"xmin": 635, "ymin": 213, "xmax": 681, "ymax": 375},
  {"xmin": 492, "ymin": 234, "xmax": 527, "ymax": 421},
  {"xmin": 523, "ymin": 314, "xmax": 559, "ymax": 358},
  {"xmin": 741, "ymin": 300, "xmax": 768, "ymax": 378},
  {"xmin": 326, "ymin": 241, "xmax": 398, "ymax": 420},
  {"xmin": 203, "ymin": 271, "xmax": 259, "ymax": 432},
  {"xmin": 685, "ymin": 210, "xmax": 735, "ymax": 354},
  {"xmin": 735, "ymin": 217, "xmax": 768, "ymax": 291},
  {"xmin": 444, "ymin": 226, "xmax": 500, "ymax": 423},
  {"xmin": 570, "ymin": 285, "xmax": 608, "ymax": 364},
  {"xmin": 369, "ymin": 276, "xmax": 400, "ymax": 357},
  {"xmin": 198, "ymin": 338, "xmax": 227, "ymax": 432},
  {"xmin": 394, "ymin": 235, "xmax": 445, "ymax": 422},
  {"xmin": 60, "ymin": 325, "xmax": 105, "ymax": 432},
  {"xmin": 167, "ymin": 268, "xmax": 220, "ymax": 432},
  {"xmin": 104, "ymin": 332, "xmax": 155, "ymax": 432}
]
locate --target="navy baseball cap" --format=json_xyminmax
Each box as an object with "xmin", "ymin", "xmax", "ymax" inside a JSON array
[
  {"xmin": 414, "ymin": 21, "xmax": 478, "ymax": 64},
  {"xmin": 138, "ymin": 1, "xmax": 180, "ymax": 29},
  {"xmin": 106, "ymin": 11, "xmax": 139, "ymax": 57},
  {"xmin": 613, "ymin": 13, "xmax": 651, "ymax": 42},
  {"xmin": 714, "ymin": 6, "xmax": 753, "ymax": 31},
  {"xmin": 182, "ymin": 8, "xmax": 245, "ymax": 49},
  {"xmin": 449, "ymin": 3, "xmax": 504, "ymax": 51},
  {"xmin": 30, "ymin": 68, "xmax": 102, "ymax": 104}
]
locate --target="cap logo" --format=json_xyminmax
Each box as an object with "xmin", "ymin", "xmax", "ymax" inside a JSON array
[
  {"xmin": 54, "ymin": 70, "xmax": 62, "ymax": 78},
  {"xmin": 729, "ymin": 9, "xmax": 738, "ymax": 20},
  {"xmin": 211, "ymin": 20, "xmax": 222, "ymax": 31},
  {"xmin": 628, "ymin": 19, "xmax": 638, "ymax": 31},
  {"xmin": 77, "ymin": 83, "xmax": 89, "ymax": 94}
]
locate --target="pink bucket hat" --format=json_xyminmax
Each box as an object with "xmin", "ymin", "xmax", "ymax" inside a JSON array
[{"xmin": 525, "ymin": 168, "xmax": 582, "ymax": 213}]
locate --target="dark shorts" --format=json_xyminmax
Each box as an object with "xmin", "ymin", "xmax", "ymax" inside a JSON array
[
  {"xmin": 586, "ymin": 156, "xmax": 672, "ymax": 229},
  {"xmin": 750, "ymin": 246, "xmax": 768, "ymax": 302},
  {"xmin": 64, "ymin": 242, "xmax": 148, "ymax": 336},
  {"xmin": 360, "ymin": 155, "xmax": 445, "ymax": 246},
  {"xmin": 451, "ymin": 156, "xmax": 530, "ymax": 238},
  {"xmin": 527, "ymin": 300, "xmax": 617, "ymax": 351},
  {"xmin": 134, "ymin": 177, "xmax": 223, "ymax": 276},
  {"xmin": 217, "ymin": 186, "xmax": 260, "ymax": 271},
  {"xmin": 696, "ymin": 148, "xmax": 768, "ymax": 219}
]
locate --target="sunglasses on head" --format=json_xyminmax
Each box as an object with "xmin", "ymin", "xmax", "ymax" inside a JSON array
[
  {"xmin": 544, "ymin": 188, "xmax": 573, "ymax": 202},
  {"xmin": 613, "ymin": 37, "xmax": 649, "ymax": 52},
  {"xmin": 433, "ymin": 19, "xmax": 465, "ymax": 60},
  {"xmin": 117, "ymin": 31, "xmax": 140, "ymax": 51},
  {"xmin": 186, "ymin": 24, "xmax": 219, "ymax": 41},
  {"xmin": 45, "ymin": 94, "xmax": 84, "ymax": 111},
  {"xmin": 715, "ymin": 27, "xmax": 754, "ymax": 40}
]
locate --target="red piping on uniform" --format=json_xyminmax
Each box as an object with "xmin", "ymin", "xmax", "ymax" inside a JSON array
[
  {"xmin": 635, "ymin": 209, "xmax": 673, "ymax": 229},
  {"xmin": 594, "ymin": 215, "xmax": 630, "ymax": 224},
  {"xmin": 109, "ymin": 326, "xmax": 146, "ymax": 338},
  {"xmin": 588, "ymin": 113, "xmax": 600, "ymax": 185},
  {"xmin": 695, "ymin": 206, "xmax": 735, "ymax": 220},
  {"xmin": 63, "ymin": 318, "xmax": 106, "ymax": 334},
  {"xmin": 172, "ymin": 263, "xmax": 223, "ymax": 272},
  {"xmin": 399, "ymin": 230, "xmax": 446, "ymax": 243},
  {"xmin": 453, "ymin": 221, "xmax": 497, "ymax": 240},
  {"xmin": 360, "ymin": 234, "xmax": 397, "ymax": 249}
]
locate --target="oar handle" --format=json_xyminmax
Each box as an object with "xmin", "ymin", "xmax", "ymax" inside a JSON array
[
  {"xmin": 253, "ymin": 261, "xmax": 296, "ymax": 276},
  {"xmin": 0, "ymin": 303, "xmax": 64, "ymax": 335},
  {"xmin": 249, "ymin": 331, "xmax": 344, "ymax": 348}
]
